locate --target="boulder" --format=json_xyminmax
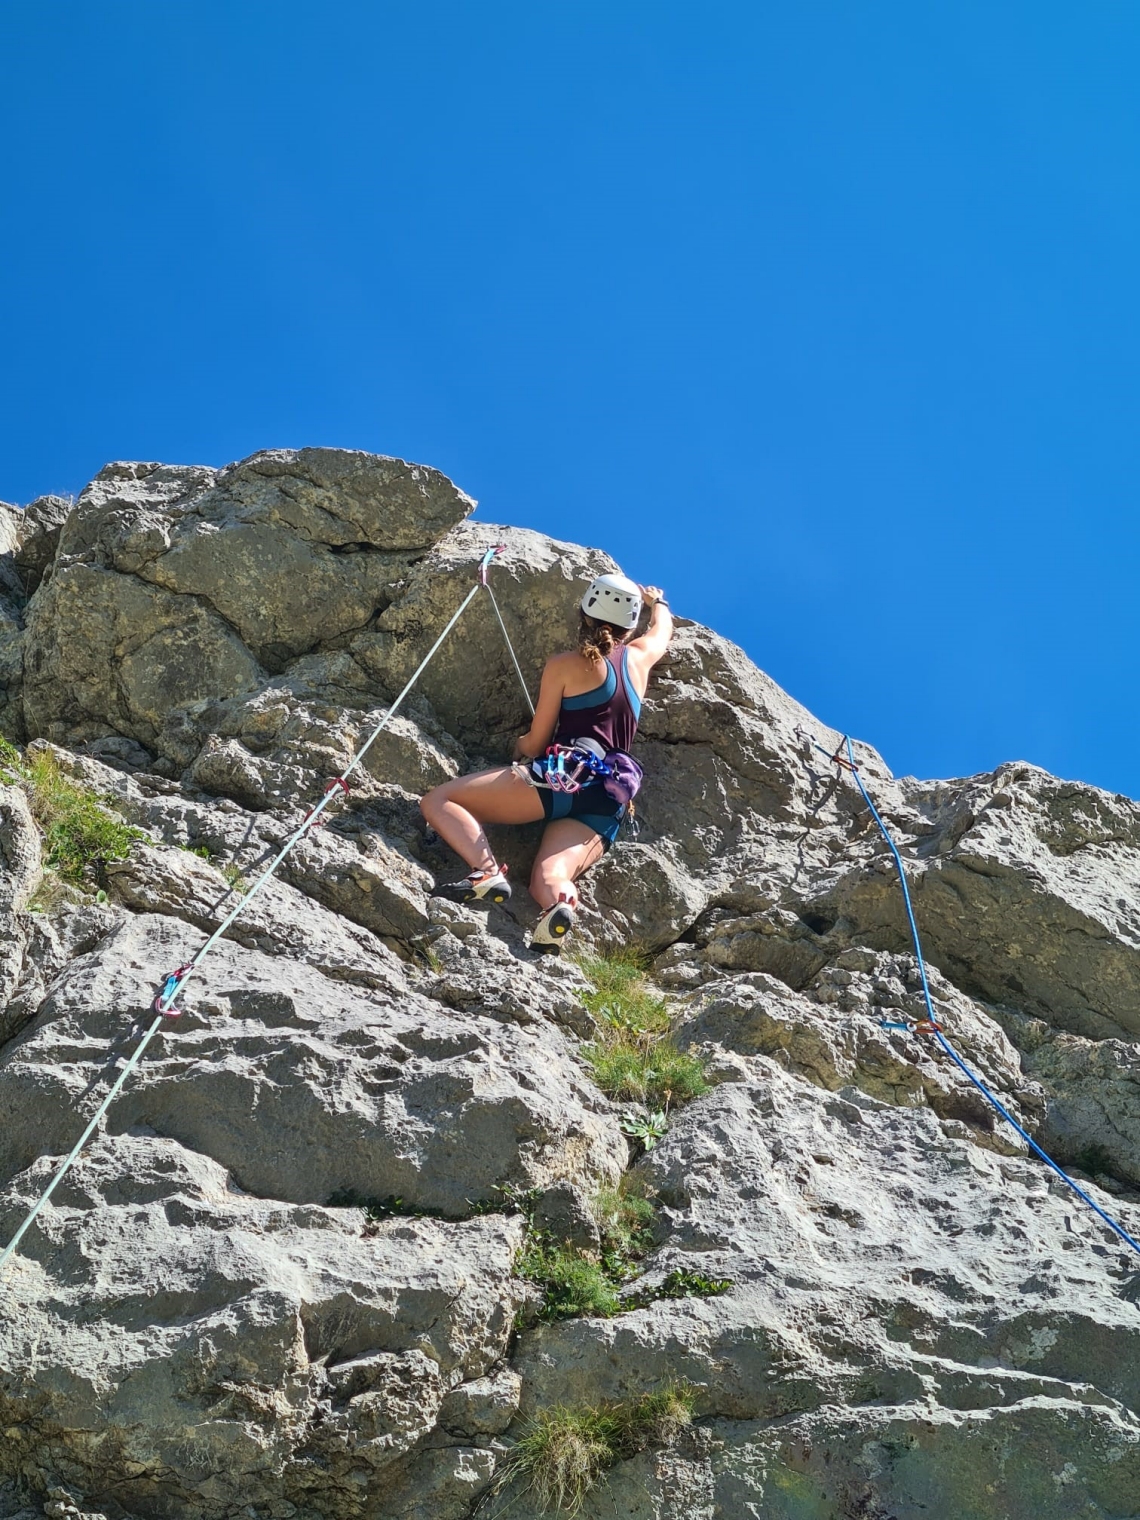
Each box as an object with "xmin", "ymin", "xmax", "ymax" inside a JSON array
[
  {"xmin": 0, "ymin": 914, "xmax": 625, "ymax": 1215},
  {"xmin": 0, "ymin": 1133, "xmax": 523, "ymax": 1520}
]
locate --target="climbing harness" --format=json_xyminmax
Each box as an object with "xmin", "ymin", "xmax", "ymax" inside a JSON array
[
  {"xmin": 0, "ymin": 543, "xmax": 535, "ymax": 1280},
  {"xmin": 816, "ymin": 732, "xmax": 1140, "ymax": 1262},
  {"xmin": 518, "ymin": 739, "xmax": 613, "ymax": 793}
]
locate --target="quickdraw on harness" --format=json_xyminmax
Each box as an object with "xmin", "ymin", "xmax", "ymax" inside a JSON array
[
  {"xmin": 814, "ymin": 730, "xmax": 1140, "ymax": 1263},
  {"xmin": 520, "ymin": 738, "xmax": 613, "ymax": 793},
  {"xmin": 0, "ymin": 542, "xmax": 538, "ymax": 1281},
  {"xmin": 514, "ymin": 739, "xmax": 643, "ymax": 837}
]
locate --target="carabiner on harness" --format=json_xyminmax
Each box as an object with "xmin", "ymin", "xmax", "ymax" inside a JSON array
[{"xmin": 524, "ymin": 740, "xmax": 612, "ymax": 795}]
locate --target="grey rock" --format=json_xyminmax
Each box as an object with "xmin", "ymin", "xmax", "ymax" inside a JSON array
[
  {"xmin": 104, "ymin": 842, "xmax": 409, "ymax": 994},
  {"xmin": 13, "ymin": 495, "xmax": 72, "ymax": 595},
  {"xmin": 2, "ymin": 450, "xmax": 1139, "ymax": 1520},
  {"xmin": 0, "ymin": 785, "xmax": 41, "ymax": 915},
  {"xmin": 993, "ymin": 1007, "xmax": 1140, "ymax": 1187},
  {"xmin": 0, "ymin": 914, "xmax": 625, "ymax": 1214},
  {"xmin": 0, "ymin": 1134, "xmax": 521, "ymax": 1519},
  {"xmin": 437, "ymin": 1368, "xmax": 522, "ymax": 1438},
  {"xmin": 533, "ymin": 1180, "xmax": 603, "ymax": 1252},
  {"xmin": 513, "ymin": 1064, "xmax": 1140, "ymax": 1519},
  {"xmin": 678, "ymin": 953, "xmax": 1044, "ymax": 1153}
]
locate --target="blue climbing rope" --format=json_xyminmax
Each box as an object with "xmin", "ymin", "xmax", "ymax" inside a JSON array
[{"xmin": 826, "ymin": 733, "xmax": 1140, "ymax": 1261}]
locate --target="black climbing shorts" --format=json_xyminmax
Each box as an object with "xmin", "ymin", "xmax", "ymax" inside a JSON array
[{"xmin": 539, "ymin": 779, "xmax": 627, "ymax": 850}]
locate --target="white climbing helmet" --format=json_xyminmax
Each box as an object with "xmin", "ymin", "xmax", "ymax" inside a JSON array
[{"xmin": 580, "ymin": 573, "xmax": 642, "ymax": 630}]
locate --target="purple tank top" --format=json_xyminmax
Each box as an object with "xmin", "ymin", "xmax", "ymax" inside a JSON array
[{"xmin": 554, "ymin": 647, "xmax": 642, "ymax": 753}]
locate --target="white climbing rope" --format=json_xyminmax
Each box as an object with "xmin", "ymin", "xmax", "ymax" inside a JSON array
[
  {"xmin": 0, "ymin": 543, "xmax": 533, "ymax": 1279},
  {"xmin": 484, "ymin": 579, "xmax": 536, "ymax": 717}
]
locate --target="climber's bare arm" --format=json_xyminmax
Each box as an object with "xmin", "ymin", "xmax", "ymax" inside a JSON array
[
  {"xmin": 627, "ymin": 586, "xmax": 674, "ymax": 683},
  {"xmin": 511, "ymin": 656, "xmax": 568, "ymax": 761}
]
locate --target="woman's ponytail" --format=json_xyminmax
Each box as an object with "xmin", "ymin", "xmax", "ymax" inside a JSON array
[{"xmin": 578, "ymin": 611, "xmax": 619, "ymax": 665}]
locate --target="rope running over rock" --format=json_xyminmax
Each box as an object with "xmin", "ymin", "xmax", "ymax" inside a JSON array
[
  {"xmin": 821, "ymin": 732, "xmax": 1140, "ymax": 1262},
  {"xmin": 0, "ymin": 543, "xmax": 534, "ymax": 1279}
]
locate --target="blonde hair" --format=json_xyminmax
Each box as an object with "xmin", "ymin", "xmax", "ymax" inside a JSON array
[{"xmin": 577, "ymin": 611, "xmax": 625, "ymax": 665}]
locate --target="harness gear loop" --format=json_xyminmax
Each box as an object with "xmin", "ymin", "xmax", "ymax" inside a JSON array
[
  {"xmin": 522, "ymin": 741, "xmax": 613, "ymax": 794},
  {"xmin": 0, "ymin": 544, "xmax": 515, "ymax": 1283}
]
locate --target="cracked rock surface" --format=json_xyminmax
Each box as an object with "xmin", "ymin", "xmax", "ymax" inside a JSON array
[{"xmin": 0, "ymin": 449, "xmax": 1137, "ymax": 1520}]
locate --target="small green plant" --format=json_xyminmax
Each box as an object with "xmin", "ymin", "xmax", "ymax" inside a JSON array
[
  {"xmin": 500, "ymin": 1384, "xmax": 695, "ymax": 1512},
  {"xmin": 620, "ymin": 1108, "xmax": 669, "ymax": 1150},
  {"xmin": 621, "ymin": 1269, "xmax": 733, "ymax": 1312},
  {"xmin": 0, "ymin": 735, "xmax": 22, "ymax": 777},
  {"xmin": 517, "ymin": 1239, "xmax": 622, "ymax": 1320},
  {"xmin": 514, "ymin": 1180, "xmax": 729, "ymax": 1325},
  {"xmin": 327, "ymin": 1181, "xmax": 540, "ymax": 1233},
  {"xmin": 17, "ymin": 749, "xmax": 145, "ymax": 885},
  {"xmin": 222, "ymin": 861, "xmax": 247, "ymax": 893},
  {"xmin": 187, "ymin": 843, "xmax": 212, "ymax": 860},
  {"xmin": 517, "ymin": 1180, "xmax": 657, "ymax": 1319}
]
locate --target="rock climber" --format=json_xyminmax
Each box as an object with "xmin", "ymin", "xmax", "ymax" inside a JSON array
[{"xmin": 420, "ymin": 573, "xmax": 674, "ymax": 949}]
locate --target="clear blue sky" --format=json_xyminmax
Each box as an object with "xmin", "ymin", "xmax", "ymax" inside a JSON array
[{"xmin": 3, "ymin": 3, "xmax": 1139, "ymax": 794}]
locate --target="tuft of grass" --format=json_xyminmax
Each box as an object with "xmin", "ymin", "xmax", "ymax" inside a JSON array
[
  {"xmin": 576, "ymin": 949, "xmax": 670, "ymax": 1034},
  {"xmin": 594, "ymin": 1180, "xmax": 656, "ymax": 1267},
  {"xmin": 516, "ymin": 1239, "xmax": 622, "ymax": 1320},
  {"xmin": 502, "ymin": 1385, "xmax": 695, "ymax": 1512},
  {"xmin": 518, "ymin": 1180, "xmax": 659, "ymax": 1321},
  {"xmin": 222, "ymin": 861, "xmax": 247, "ymax": 893},
  {"xmin": 2, "ymin": 746, "xmax": 146, "ymax": 887},
  {"xmin": 589, "ymin": 1043, "xmax": 709, "ymax": 1109},
  {"xmin": 577, "ymin": 948, "xmax": 710, "ymax": 1115},
  {"xmin": 505, "ymin": 1405, "xmax": 612, "ymax": 1513}
]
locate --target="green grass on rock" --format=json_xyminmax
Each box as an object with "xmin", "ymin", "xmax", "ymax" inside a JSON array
[{"xmin": 502, "ymin": 1385, "xmax": 695, "ymax": 1512}]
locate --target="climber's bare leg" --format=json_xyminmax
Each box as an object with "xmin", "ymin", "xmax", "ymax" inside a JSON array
[
  {"xmin": 421, "ymin": 767, "xmax": 545, "ymax": 872},
  {"xmin": 529, "ymin": 820, "xmax": 606, "ymax": 911}
]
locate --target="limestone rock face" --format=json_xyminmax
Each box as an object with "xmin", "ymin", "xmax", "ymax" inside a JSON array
[{"xmin": 0, "ymin": 448, "xmax": 1137, "ymax": 1520}]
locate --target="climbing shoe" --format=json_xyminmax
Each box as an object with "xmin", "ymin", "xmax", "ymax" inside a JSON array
[
  {"xmin": 531, "ymin": 901, "xmax": 575, "ymax": 951},
  {"xmin": 431, "ymin": 865, "xmax": 512, "ymax": 905}
]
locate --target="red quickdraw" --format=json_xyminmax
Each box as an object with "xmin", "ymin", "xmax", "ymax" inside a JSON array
[
  {"xmin": 301, "ymin": 775, "xmax": 351, "ymax": 829},
  {"xmin": 914, "ymin": 1019, "xmax": 943, "ymax": 1035},
  {"xmin": 155, "ymin": 962, "xmax": 194, "ymax": 1018}
]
